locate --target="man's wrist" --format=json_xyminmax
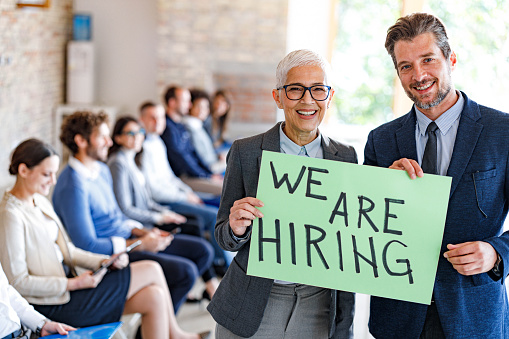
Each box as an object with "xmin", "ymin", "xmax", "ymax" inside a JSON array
[{"xmin": 492, "ymin": 253, "xmax": 502, "ymax": 277}]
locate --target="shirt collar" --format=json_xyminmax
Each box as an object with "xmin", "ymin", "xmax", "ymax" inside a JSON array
[
  {"xmin": 279, "ymin": 122, "xmax": 322, "ymax": 157},
  {"xmin": 68, "ymin": 156, "xmax": 101, "ymax": 180},
  {"xmin": 415, "ymin": 90, "xmax": 464, "ymax": 136},
  {"xmin": 145, "ymin": 133, "xmax": 158, "ymax": 141}
]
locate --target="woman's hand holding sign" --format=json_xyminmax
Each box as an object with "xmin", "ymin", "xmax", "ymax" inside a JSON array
[{"xmin": 229, "ymin": 197, "xmax": 264, "ymax": 237}]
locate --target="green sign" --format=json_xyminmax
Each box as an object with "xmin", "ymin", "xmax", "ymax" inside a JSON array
[{"xmin": 247, "ymin": 151, "xmax": 452, "ymax": 304}]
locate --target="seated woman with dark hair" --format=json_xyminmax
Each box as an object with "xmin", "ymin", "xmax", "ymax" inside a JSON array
[
  {"xmin": 184, "ymin": 89, "xmax": 226, "ymax": 174},
  {"xmin": 0, "ymin": 138, "xmax": 208, "ymax": 339},
  {"xmin": 107, "ymin": 117, "xmax": 219, "ymax": 299},
  {"xmin": 209, "ymin": 89, "xmax": 233, "ymax": 154}
]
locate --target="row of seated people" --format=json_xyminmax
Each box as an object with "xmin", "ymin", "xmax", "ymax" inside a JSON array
[
  {"xmin": 135, "ymin": 100, "xmax": 235, "ymax": 275},
  {"xmin": 105, "ymin": 115, "xmax": 221, "ymax": 300},
  {"xmin": 0, "ymin": 111, "xmax": 227, "ymax": 338},
  {"xmin": 183, "ymin": 88, "xmax": 232, "ymax": 175},
  {"xmin": 160, "ymin": 86, "xmax": 233, "ymax": 197},
  {"xmin": 139, "ymin": 86, "xmax": 236, "ymax": 277},
  {"xmin": 54, "ymin": 110, "xmax": 224, "ymax": 301}
]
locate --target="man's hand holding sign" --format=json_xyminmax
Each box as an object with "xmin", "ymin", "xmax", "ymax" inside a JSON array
[{"xmin": 391, "ymin": 157, "xmax": 499, "ymax": 277}]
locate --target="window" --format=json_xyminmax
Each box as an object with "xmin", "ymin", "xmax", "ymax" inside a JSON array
[
  {"xmin": 425, "ymin": 0, "xmax": 509, "ymax": 112},
  {"xmin": 330, "ymin": 0, "xmax": 400, "ymax": 125}
]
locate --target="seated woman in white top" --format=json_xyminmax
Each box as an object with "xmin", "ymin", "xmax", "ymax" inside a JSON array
[
  {"xmin": 0, "ymin": 138, "xmax": 207, "ymax": 339},
  {"xmin": 0, "ymin": 262, "xmax": 74, "ymax": 338}
]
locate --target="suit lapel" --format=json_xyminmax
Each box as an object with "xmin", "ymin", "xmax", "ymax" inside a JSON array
[
  {"xmin": 446, "ymin": 95, "xmax": 482, "ymax": 196},
  {"xmin": 395, "ymin": 110, "xmax": 418, "ymax": 160},
  {"xmin": 322, "ymin": 135, "xmax": 346, "ymax": 161},
  {"xmin": 258, "ymin": 122, "xmax": 283, "ymax": 169}
]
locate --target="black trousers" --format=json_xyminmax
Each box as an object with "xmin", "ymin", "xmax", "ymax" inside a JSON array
[{"xmin": 420, "ymin": 302, "xmax": 446, "ymax": 339}]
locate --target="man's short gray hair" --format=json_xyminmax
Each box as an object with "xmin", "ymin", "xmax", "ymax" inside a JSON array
[{"xmin": 276, "ymin": 49, "xmax": 332, "ymax": 89}]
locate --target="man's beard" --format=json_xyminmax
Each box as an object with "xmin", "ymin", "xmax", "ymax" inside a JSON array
[
  {"xmin": 406, "ymin": 80, "xmax": 452, "ymax": 110},
  {"xmin": 86, "ymin": 146, "xmax": 106, "ymax": 162},
  {"xmin": 405, "ymin": 66, "xmax": 453, "ymax": 110}
]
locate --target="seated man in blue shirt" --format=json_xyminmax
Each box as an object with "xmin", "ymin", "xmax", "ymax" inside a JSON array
[
  {"xmin": 161, "ymin": 85, "xmax": 223, "ymax": 196},
  {"xmin": 52, "ymin": 111, "xmax": 215, "ymax": 312}
]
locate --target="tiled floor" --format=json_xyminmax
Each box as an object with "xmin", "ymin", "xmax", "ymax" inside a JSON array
[
  {"xmin": 177, "ymin": 280, "xmax": 216, "ymax": 338},
  {"xmin": 177, "ymin": 300, "xmax": 216, "ymax": 338}
]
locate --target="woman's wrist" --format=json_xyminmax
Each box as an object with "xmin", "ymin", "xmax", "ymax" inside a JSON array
[{"xmin": 66, "ymin": 277, "xmax": 78, "ymax": 291}]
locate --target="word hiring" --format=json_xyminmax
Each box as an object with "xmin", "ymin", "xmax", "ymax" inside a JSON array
[{"xmin": 258, "ymin": 162, "xmax": 414, "ymax": 284}]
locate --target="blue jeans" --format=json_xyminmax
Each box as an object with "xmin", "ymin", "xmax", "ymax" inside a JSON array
[{"xmin": 420, "ymin": 302, "xmax": 445, "ymax": 339}]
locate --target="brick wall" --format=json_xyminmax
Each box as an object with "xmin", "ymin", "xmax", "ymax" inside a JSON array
[
  {"xmin": 0, "ymin": 0, "xmax": 288, "ymax": 189},
  {"xmin": 0, "ymin": 0, "xmax": 72, "ymax": 189},
  {"xmin": 157, "ymin": 0, "xmax": 288, "ymax": 125}
]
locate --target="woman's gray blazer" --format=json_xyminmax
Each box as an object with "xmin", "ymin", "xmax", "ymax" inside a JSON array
[
  {"xmin": 207, "ymin": 122, "xmax": 357, "ymax": 338},
  {"xmin": 107, "ymin": 149, "xmax": 166, "ymax": 227}
]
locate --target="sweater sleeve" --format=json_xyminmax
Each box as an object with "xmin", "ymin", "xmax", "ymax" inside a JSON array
[
  {"xmin": 6, "ymin": 281, "xmax": 46, "ymax": 331},
  {"xmin": 66, "ymin": 240, "xmax": 108, "ymax": 270},
  {"xmin": 54, "ymin": 183, "xmax": 116, "ymax": 255}
]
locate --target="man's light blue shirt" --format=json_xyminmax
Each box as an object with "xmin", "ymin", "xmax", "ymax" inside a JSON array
[{"xmin": 415, "ymin": 91, "xmax": 464, "ymax": 176}]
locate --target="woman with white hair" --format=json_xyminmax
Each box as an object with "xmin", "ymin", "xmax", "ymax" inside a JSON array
[{"xmin": 207, "ymin": 49, "xmax": 357, "ymax": 338}]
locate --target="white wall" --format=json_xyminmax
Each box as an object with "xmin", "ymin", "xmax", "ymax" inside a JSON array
[
  {"xmin": 286, "ymin": 0, "xmax": 332, "ymax": 56},
  {"xmin": 281, "ymin": 0, "xmax": 334, "ymax": 122},
  {"xmin": 73, "ymin": 0, "xmax": 158, "ymax": 116}
]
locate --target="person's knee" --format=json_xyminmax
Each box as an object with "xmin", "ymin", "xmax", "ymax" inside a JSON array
[
  {"xmin": 164, "ymin": 259, "xmax": 199, "ymax": 288},
  {"xmin": 143, "ymin": 260, "xmax": 166, "ymax": 283},
  {"xmin": 203, "ymin": 240, "xmax": 215, "ymax": 260},
  {"xmin": 143, "ymin": 285, "xmax": 168, "ymax": 313},
  {"xmin": 182, "ymin": 261, "xmax": 200, "ymax": 283},
  {"xmin": 128, "ymin": 283, "xmax": 167, "ymax": 315},
  {"xmin": 196, "ymin": 239, "xmax": 215, "ymax": 266},
  {"xmin": 202, "ymin": 208, "xmax": 217, "ymax": 226}
]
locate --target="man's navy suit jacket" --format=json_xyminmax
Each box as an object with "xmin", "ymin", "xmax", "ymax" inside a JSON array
[{"xmin": 364, "ymin": 92, "xmax": 509, "ymax": 338}]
